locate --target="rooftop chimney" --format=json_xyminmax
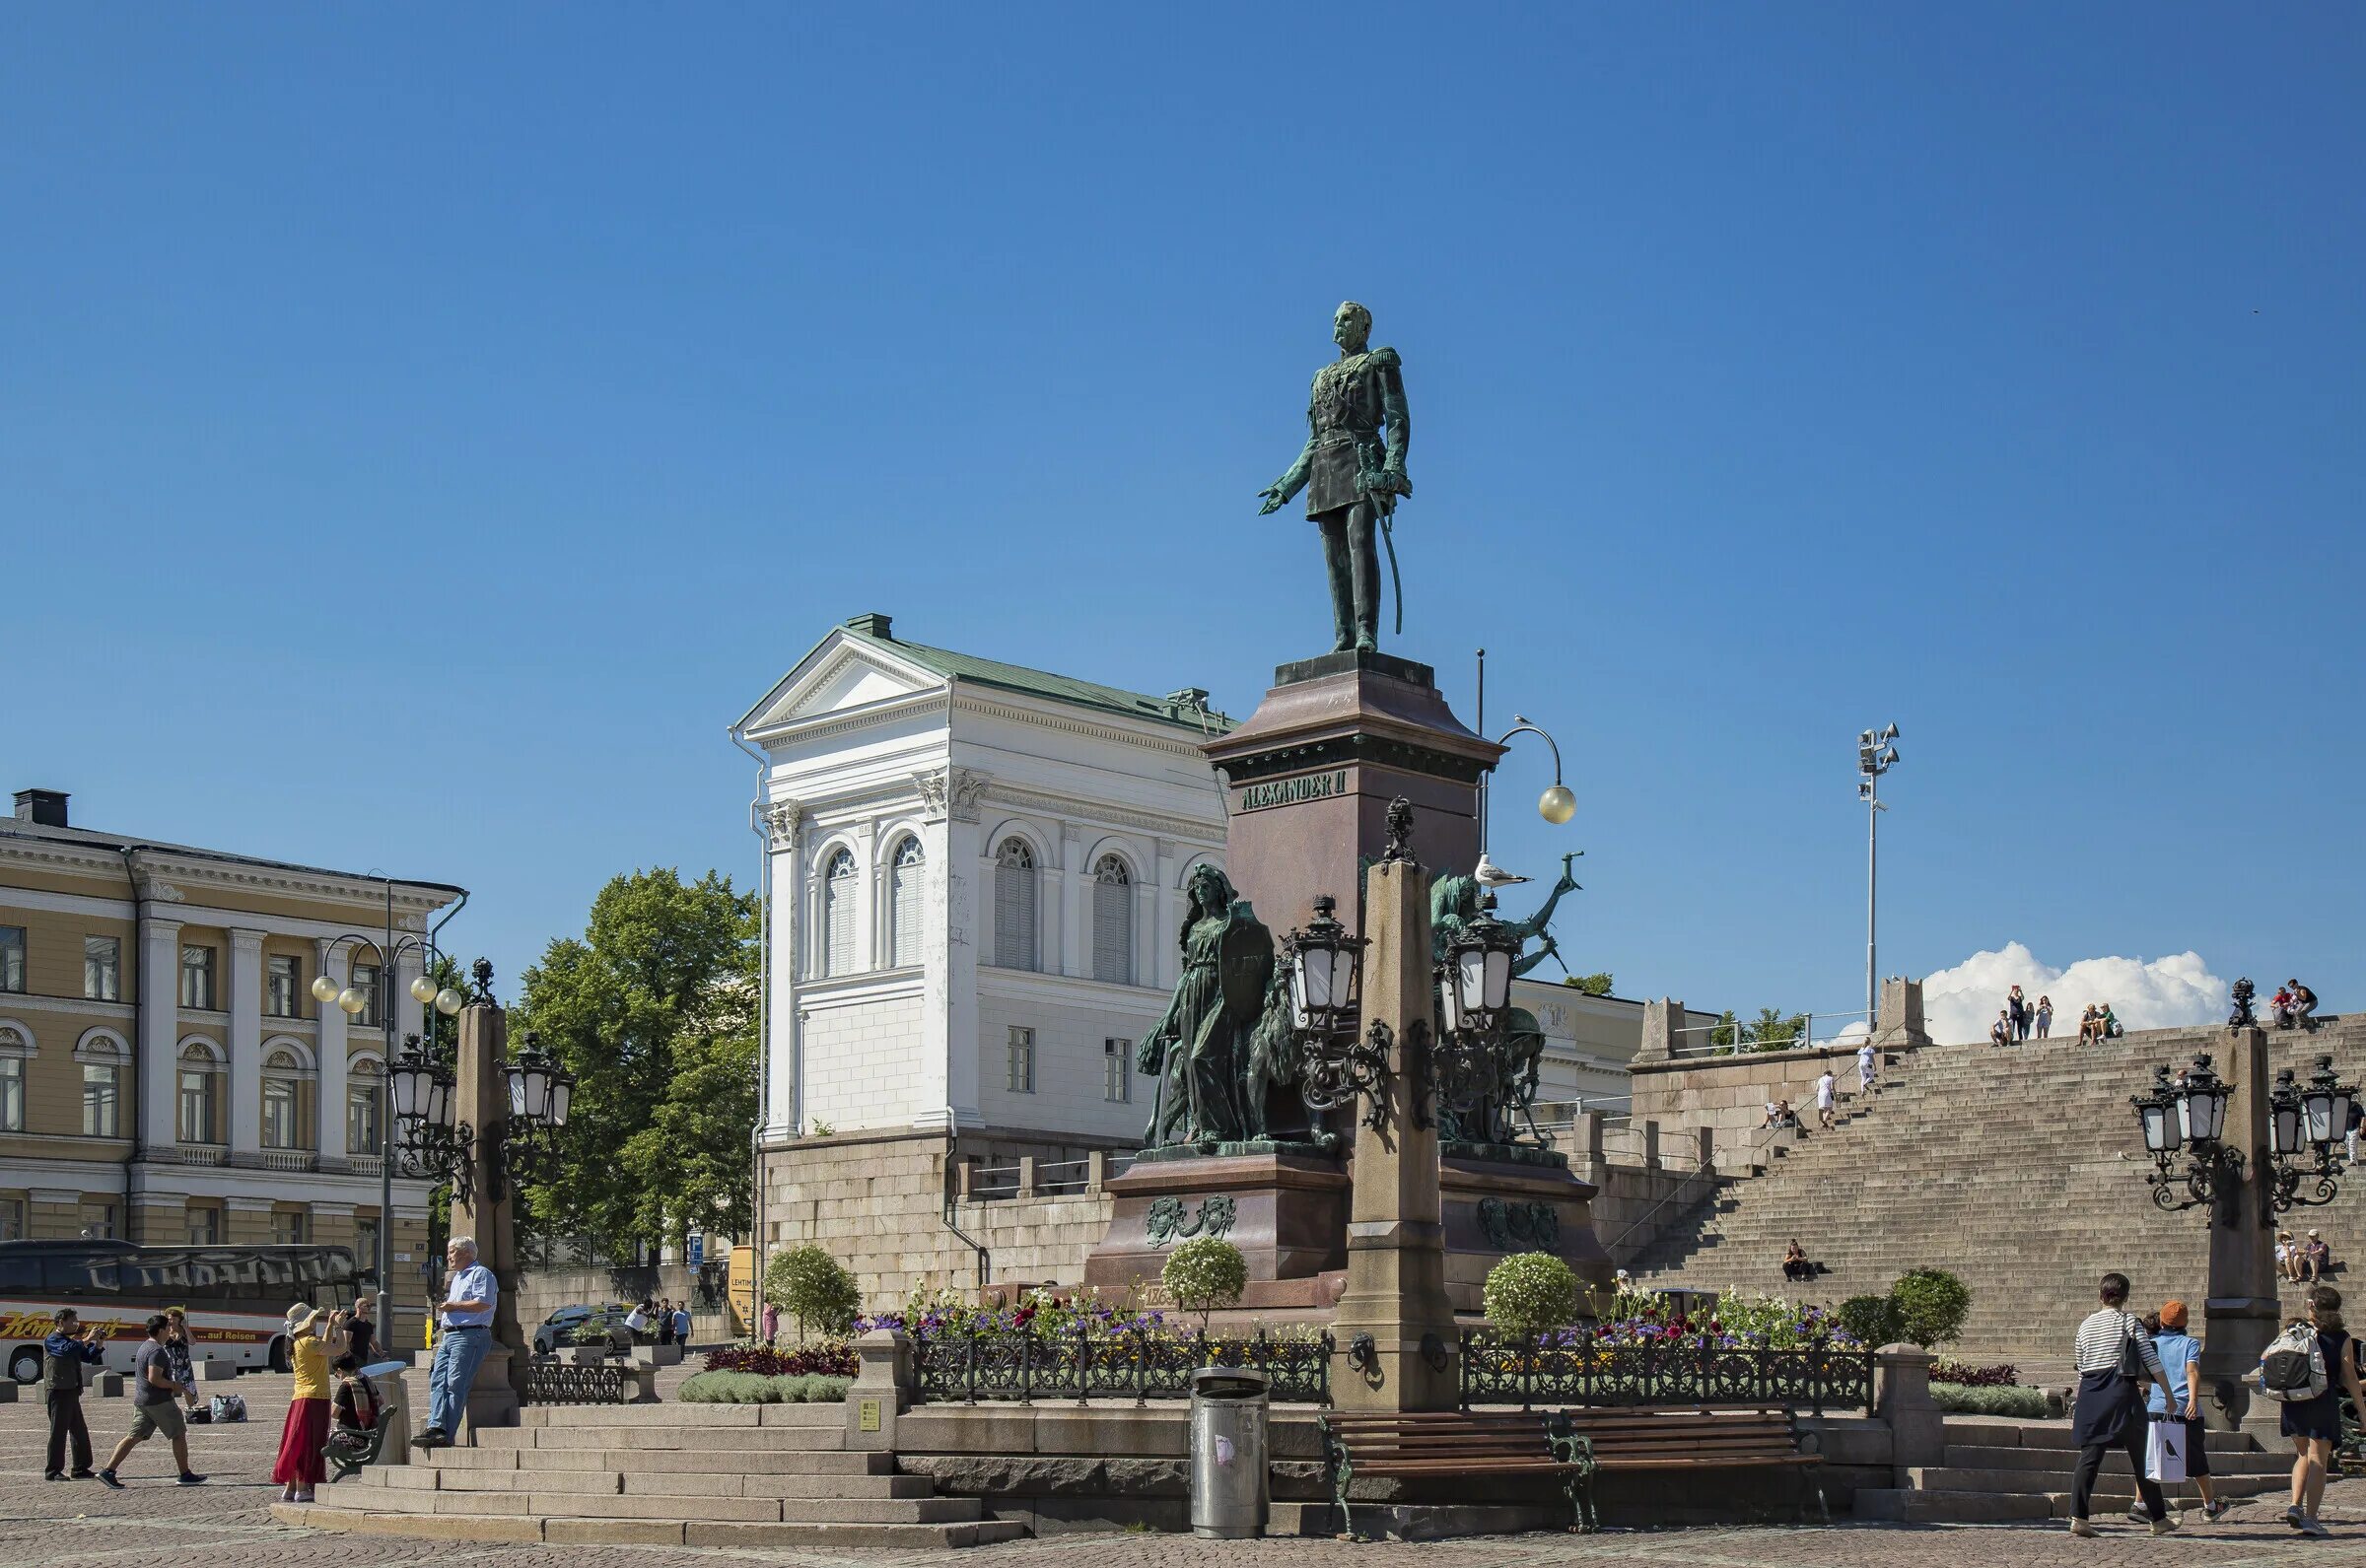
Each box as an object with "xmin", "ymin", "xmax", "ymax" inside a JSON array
[
  {"xmin": 842, "ymin": 612, "xmax": 893, "ymax": 641},
  {"xmin": 13, "ymin": 789, "xmax": 69, "ymax": 828}
]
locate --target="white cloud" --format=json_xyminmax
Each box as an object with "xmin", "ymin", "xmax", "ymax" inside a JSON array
[{"xmin": 1919, "ymin": 942, "xmax": 2226, "ymax": 1046}]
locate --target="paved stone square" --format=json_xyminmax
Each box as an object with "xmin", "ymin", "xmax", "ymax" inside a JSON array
[{"xmin": 0, "ymin": 1377, "xmax": 2363, "ymax": 1567}]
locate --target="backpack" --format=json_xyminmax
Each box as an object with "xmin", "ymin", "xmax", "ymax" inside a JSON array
[
  {"xmin": 2259, "ymin": 1324, "xmax": 2329, "ymax": 1401},
  {"xmin": 208, "ymin": 1393, "xmax": 248, "ymax": 1423}
]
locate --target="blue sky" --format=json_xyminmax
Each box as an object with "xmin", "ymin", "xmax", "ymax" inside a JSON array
[{"xmin": 5, "ymin": 6, "xmax": 2359, "ymax": 1032}]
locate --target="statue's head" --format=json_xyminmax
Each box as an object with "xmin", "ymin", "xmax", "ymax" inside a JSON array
[
  {"xmin": 1186, "ymin": 862, "xmax": 1235, "ymax": 920},
  {"xmin": 1429, "ymin": 872, "xmax": 1480, "ymax": 926},
  {"xmin": 1333, "ymin": 301, "xmax": 1372, "ymax": 354}
]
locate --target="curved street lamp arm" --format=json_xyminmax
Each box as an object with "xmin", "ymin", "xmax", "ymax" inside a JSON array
[{"xmin": 1495, "ymin": 719, "xmax": 1565, "ymax": 785}]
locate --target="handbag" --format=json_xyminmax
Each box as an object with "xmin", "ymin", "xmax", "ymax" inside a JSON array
[{"xmin": 2145, "ymin": 1416, "xmax": 2188, "ymax": 1483}]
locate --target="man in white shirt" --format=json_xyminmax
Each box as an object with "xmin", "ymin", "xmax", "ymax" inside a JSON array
[
  {"xmin": 1857, "ymin": 1041, "xmax": 1878, "ymax": 1094},
  {"xmin": 417, "ymin": 1236, "xmax": 498, "ymax": 1449},
  {"xmin": 1816, "ymin": 1068, "xmax": 1838, "ymax": 1129}
]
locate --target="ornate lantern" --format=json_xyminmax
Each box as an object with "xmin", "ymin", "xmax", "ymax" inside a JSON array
[
  {"xmin": 2175, "ymin": 1056, "xmax": 2230, "ymax": 1147},
  {"xmin": 1285, "ymin": 895, "xmax": 1363, "ymax": 1037},
  {"xmin": 2131, "ymin": 1066, "xmax": 2180, "ymax": 1155},
  {"xmin": 1438, "ymin": 894, "xmax": 1519, "ymax": 1037},
  {"xmin": 2266, "ymin": 1055, "xmax": 2356, "ymax": 1212}
]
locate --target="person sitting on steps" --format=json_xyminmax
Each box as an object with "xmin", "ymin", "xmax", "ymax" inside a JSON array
[{"xmin": 1781, "ymin": 1240, "xmax": 1812, "ymax": 1282}]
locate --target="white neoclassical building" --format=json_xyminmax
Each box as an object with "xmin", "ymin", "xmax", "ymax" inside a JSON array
[{"xmin": 731, "ymin": 613, "xmax": 1235, "ymax": 1150}]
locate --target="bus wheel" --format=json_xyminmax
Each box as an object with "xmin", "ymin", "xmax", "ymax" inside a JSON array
[
  {"xmin": 7, "ymin": 1347, "xmax": 38, "ymax": 1386},
  {"xmin": 268, "ymin": 1337, "xmax": 291, "ymax": 1375}
]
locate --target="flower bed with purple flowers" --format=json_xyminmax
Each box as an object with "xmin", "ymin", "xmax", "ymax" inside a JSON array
[
  {"xmin": 861, "ymin": 1289, "xmax": 1332, "ymax": 1405},
  {"xmin": 702, "ymin": 1340, "xmax": 859, "ymax": 1379}
]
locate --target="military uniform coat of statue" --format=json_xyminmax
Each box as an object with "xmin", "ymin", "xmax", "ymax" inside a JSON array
[{"xmin": 1259, "ymin": 302, "xmax": 1412, "ymax": 652}]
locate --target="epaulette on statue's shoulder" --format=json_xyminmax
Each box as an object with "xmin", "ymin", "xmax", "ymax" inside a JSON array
[{"xmin": 1366, "ymin": 345, "xmax": 1402, "ymax": 370}]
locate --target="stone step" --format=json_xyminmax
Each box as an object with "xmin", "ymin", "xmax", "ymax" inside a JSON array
[
  {"xmin": 423, "ymin": 1444, "xmax": 891, "ymax": 1473},
  {"xmin": 324, "ymin": 1487, "xmax": 979, "ymax": 1525},
  {"xmin": 1943, "ymin": 1443, "xmax": 2286, "ymax": 1475},
  {"xmin": 521, "ymin": 1399, "xmax": 844, "ymax": 1429},
  {"xmin": 1909, "ymin": 1466, "xmax": 2290, "ymax": 1495},
  {"xmin": 371, "ymin": 1467, "xmax": 934, "ymax": 1500},
  {"xmin": 279, "ymin": 1502, "xmax": 1027, "ymax": 1549},
  {"xmin": 474, "ymin": 1424, "xmax": 846, "ymax": 1451}
]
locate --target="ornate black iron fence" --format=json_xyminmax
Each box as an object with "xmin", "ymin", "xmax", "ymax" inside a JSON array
[
  {"xmin": 913, "ymin": 1327, "xmax": 1332, "ymax": 1405},
  {"xmin": 1458, "ymin": 1330, "xmax": 1874, "ymax": 1415},
  {"xmin": 523, "ymin": 1360, "xmax": 630, "ymax": 1405}
]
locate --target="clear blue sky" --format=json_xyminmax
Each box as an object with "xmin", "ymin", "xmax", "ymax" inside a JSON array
[{"xmin": 6, "ymin": 6, "xmax": 2359, "ymax": 1026}]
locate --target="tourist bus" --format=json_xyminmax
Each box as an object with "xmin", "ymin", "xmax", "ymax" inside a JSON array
[{"xmin": 0, "ymin": 1240, "xmax": 372, "ymax": 1384}]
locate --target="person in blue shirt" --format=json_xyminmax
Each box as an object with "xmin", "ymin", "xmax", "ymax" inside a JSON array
[
  {"xmin": 415, "ymin": 1236, "xmax": 499, "ymax": 1450},
  {"xmin": 42, "ymin": 1309, "xmax": 107, "ymax": 1480},
  {"xmin": 2134, "ymin": 1300, "xmax": 2226, "ymax": 1524}
]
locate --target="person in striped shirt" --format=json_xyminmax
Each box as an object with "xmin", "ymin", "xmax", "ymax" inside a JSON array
[{"xmin": 2068, "ymin": 1271, "xmax": 2173, "ymax": 1535}]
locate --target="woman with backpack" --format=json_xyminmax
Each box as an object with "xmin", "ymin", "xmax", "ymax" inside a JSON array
[{"xmin": 2269, "ymin": 1285, "xmax": 2366, "ymax": 1537}]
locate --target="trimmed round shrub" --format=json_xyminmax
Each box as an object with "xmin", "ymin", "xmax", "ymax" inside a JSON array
[
  {"xmin": 1162, "ymin": 1236, "xmax": 1248, "ymax": 1329},
  {"xmin": 764, "ymin": 1245, "xmax": 861, "ymax": 1341},
  {"xmin": 1483, "ymin": 1252, "xmax": 1579, "ymax": 1340},
  {"xmin": 1838, "ymin": 1294, "xmax": 1902, "ymax": 1346},
  {"xmin": 1890, "ymin": 1267, "xmax": 1972, "ymax": 1348}
]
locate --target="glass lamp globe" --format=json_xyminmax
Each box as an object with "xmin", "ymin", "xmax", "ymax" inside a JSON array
[
  {"xmin": 1539, "ymin": 784, "xmax": 1576, "ymax": 825},
  {"xmin": 434, "ymin": 988, "xmax": 465, "ymax": 1016},
  {"xmin": 408, "ymin": 975, "xmax": 438, "ymax": 1004},
  {"xmin": 311, "ymin": 975, "xmax": 341, "ymax": 1003},
  {"xmin": 337, "ymin": 987, "xmax": 367, "ymax": 1015}
]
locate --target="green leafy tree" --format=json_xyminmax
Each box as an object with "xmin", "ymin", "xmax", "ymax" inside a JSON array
[
  {"xmin": 1162, "ymin": 1237, "xmax": 1247, "ymax": 1331},
  {"xmin": 1709, "ymin": 1010, "xmax": 1739, "ymax": 1051},
  {"xmin": 1484, "ymin": 1253, "xmax": 1580, "ymax": 1340},
  {"xmin": 1888, "ymin": 1267, "xmax": 1972, "ymax": 1348},
  {"xmin": 511, "ymin": 868, "xmax": 758, "ymax": 1260},
  {"xmin": 1560, "ymin": 972, "xmax": 1614, "ymax": 996},
  {"xmin": 764, "ymin": 1245, "xmax": 860, "ymax": 1340},
  {"xmin": 1743, "ymin": 1006, "xmax": 1809, "ymax": 1053}
]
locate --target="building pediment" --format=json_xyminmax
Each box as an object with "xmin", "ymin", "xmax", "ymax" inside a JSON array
[{"xmin": 737, "ymin": 633, "xmax": 948, "ymax": 739}]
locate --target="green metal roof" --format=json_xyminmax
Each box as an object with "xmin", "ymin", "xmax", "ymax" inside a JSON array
[{"xmin": 839, "ymin": 614, "xmax": 1233, "ymax": 735}]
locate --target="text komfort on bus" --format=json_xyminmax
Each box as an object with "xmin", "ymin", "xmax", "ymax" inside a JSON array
[{"xmin": 0, "ymin": 1239, "xmax": 372, "ymax": 1384}]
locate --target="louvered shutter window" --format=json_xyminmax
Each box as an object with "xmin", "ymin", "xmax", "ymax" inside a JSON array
[
  {"xmin": 824, "ymin": 848, "xmax": 859, "ymax": 976},
  {"xmin": 994, "ymin": 839, "xmax": 1037, "ymax": 971},
  {"xmin": 890, "ymin": 837, "xmax": 926, "ymax": 968},
  {"xmin": 1091, "ymin": 854, "xmax": 1133, "ymax": 985}
]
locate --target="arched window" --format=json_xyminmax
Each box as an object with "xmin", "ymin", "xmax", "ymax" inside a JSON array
[
  {"xmin": 177, "ymin": 1042, "xmax": 222, "ymax": 1145},
  {"xmin": 823, "ymin": 848, "xmax": 859, "ymax": 977},
  {"xmin": 262, "ymin": 1048, "xmax": 305, "ymax": 1150},
  {"xmin": 77, "ymin": 1031, "xmax": 125, "ymax": 1140},
  {"xmin": 348, "ymin": 1057, "xmax": 383, "ymax": 1155},
  {"xmin": 889, "ymin": 838, "xmax": 926, "ymax": 969},
  {"xmin": 1092, "ymin": 854, "xmax": 1134, "ymax": 985},
  {"xmin": 994, "ymin": 838, "xmax": 1038, "ymax": 971},
  {"xmin": 0, "ymin": 1024, "xmax": 30, "ymax": 1134}
]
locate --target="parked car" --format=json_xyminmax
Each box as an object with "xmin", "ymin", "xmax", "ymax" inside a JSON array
[{"xmin": 531, "ymin": 1304, "xmax": 638, "ymax": 1357}]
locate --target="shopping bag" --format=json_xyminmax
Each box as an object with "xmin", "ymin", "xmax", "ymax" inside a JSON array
[{"xmin": 2146, "ymin": 1416, "xmax": 2188, "ymax": 1483}]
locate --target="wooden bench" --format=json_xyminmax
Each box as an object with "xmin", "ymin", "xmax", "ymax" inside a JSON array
[
  {"xmin": 1319, "ymin": 1406, "xmax": 1820, "ymax": 1534},
  {"xmin": 1319, "ymin": 1411, "xmax": 1587, "ymax": 1537},
  {"xmin": 1558, "ymin": 1406, "xmax": 1821, "ymax": 1529}
]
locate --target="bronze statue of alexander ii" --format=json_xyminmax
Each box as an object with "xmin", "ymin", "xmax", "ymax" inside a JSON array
[{"xmin": 1258, "ymin": 301, "xmax": 1411, "ymax": 652}]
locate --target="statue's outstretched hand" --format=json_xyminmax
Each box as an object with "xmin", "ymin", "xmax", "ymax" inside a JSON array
[{"xmin": 1256, "ymin": 485, "xmax": 1288, "ymax": 515}]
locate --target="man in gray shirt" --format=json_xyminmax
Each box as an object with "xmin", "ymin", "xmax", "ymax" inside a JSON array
[{"xmin": 97, "ymin": 1315, "xmax": 205, "ymax": 1488}]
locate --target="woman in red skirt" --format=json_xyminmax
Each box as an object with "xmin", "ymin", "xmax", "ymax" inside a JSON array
[{"xmin": 272, "ymin": 1304, "xmax": 345, "ymax": 1503}]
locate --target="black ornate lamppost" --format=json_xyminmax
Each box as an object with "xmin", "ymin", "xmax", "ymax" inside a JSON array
[
  {"xmin": 1282, "ymin": 896, "xmax": 1390, "ymax": 1130},
  {"xmin": 2264, "ymin": 1056, "xmax": 2357, "ymax": 1213},
  {"xmin": 386, "ymin": 961, "xmax": 575, "ymax": 1210},
  {"xmin": 2131, "ymin": 1056, "xmax": 2241, "ymax": 1220}
]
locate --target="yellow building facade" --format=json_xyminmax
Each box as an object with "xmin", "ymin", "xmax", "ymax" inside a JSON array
[{"xmin": 0, "ymin": 787, "xmax": 460, "ymax": 1298}]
